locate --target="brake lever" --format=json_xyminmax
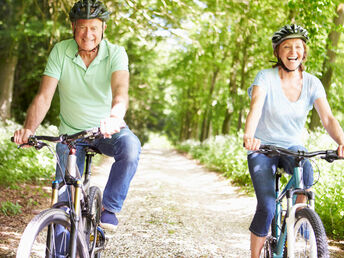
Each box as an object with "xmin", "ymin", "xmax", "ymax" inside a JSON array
[
  {"xmin": 34, "ymin": 141, "xmax": 48, "ymax": 150},
  {"xmin": 322, "ymin": 150, "xmax": 340, "ymax": 163}
]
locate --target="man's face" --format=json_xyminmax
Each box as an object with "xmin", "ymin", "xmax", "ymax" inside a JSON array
[{"xmin": 73, "ymin": 19, "xmax": 106, "ymax": 51}]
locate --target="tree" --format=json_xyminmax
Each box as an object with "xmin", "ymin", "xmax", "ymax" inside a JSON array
[{"xmin": 309, "ymin": 3, "xmax": 344, "ymax": 129}]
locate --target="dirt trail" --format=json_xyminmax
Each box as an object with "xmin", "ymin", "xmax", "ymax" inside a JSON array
[{"xmin": 91, "ymin": 142, "xmax": 256, "ymax": 257}]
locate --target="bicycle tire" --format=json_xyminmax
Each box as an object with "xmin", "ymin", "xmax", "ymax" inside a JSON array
[
  {"xmin": 286, "ymin": 208, "xmax": 329, "ymax": 258},
  {"xmin": 17, "ymin": 208, "xmax": 89, "ymax": 258},
  {"xmin": 85, "ymin": 186, "xmax": 103, "ymax": 257},
  {"xmin": 261, "ymin": 236, "xmax": 274, "ymax": 258}
]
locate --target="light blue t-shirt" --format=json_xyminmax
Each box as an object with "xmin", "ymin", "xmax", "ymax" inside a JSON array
[
  {"xmin": 43, "ymin": 39, "xmax": 128, "ymax": 134},
  {"xmin": 248, "ymin": 67, "xmax": 326, "ymax": 148}
]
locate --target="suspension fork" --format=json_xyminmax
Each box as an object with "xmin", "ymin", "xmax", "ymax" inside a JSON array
[
  {"xmin": 70, "ymin": 180, "xmax": 82, "ymax": 257},
  {"xmin": 275, "ymin": 172, "xmax": 282, "ymax": 238},
  {"xmin": 66, "ymin": 146, "xmax": 82, "ymax": 257}
]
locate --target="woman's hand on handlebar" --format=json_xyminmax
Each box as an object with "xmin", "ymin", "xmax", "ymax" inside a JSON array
[
  {"xmin": 337, "ymin": 145, "xmax": 344, "ymax": 158},
  {"xmin": 243, "ymin": 135, "xmax": 261, "ymax": 151},
  {"xmin": 13, "ymin": 128, "xmax": 34, "ymax": 147}
]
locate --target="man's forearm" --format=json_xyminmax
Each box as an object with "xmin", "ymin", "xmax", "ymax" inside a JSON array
[
  {"xmin": 24, "ymin": 95, "xmax": 51, "ymax": 132},
  {"xmin": 110, "ymin": 96, "xmax": 128, "ymax": 120}
]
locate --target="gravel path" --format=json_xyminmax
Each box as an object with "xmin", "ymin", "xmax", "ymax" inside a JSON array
[{"xmin": 91, "ymin": 143, "xmax": 256, "ymax": 257}]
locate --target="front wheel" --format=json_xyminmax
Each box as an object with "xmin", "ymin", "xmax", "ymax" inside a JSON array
[
  {"xmin": 17, "ymin": 208, "xmax": 89, "ymax": 258},
  {"xmin": 289, "ymin": 208, "xmax": 329, "ymax": 258},
  {"xmin": 85, "ymin": 186, "xmax": 104, "ymax": 257}
]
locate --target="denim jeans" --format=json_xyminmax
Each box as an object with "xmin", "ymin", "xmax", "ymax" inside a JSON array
[
  {"xmin": 56, "ymin": 126, "xmax": 141, "ymax": 213},
  {"xmin": 247, "ymin": 145, "xmax": 313, "ymax": 237}
]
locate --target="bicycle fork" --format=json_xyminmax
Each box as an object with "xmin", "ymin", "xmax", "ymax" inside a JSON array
[
  {"xmin": 273, "ymin": 167, "xmax": 315, "ymax": 258},
  {"xmin": 51, "ymin": 147, "xmax": 84, "ymax": 258},
  {"xmin": 67, "ymin": 147, "xmax": 83, "ymax": 258},
  {"xmin": 285, "ymin": 167, "xmax": 315, "ymax": 258}
]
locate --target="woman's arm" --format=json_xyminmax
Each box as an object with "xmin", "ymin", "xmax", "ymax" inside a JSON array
[
  {"xmin": 314, "ymin": 97, "xmax": 344, "ymax": 156},
  {"xmin": 243, "ymin": 85, "xmax": 266, "ymax": 150}
]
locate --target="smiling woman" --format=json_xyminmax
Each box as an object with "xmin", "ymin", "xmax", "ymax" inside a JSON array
[{"xmin": 243, "ymin": 24, "xmax": 344, "ymax": 258}]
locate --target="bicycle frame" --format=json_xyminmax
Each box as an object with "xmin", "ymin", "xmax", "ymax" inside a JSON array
[
  {"xmin": 272, "ymin": 159, "xmax": 315, "ymax": 258},
  {"xmin": 49, "ymin": 142, "xmax": 97, "ymax": 257}
]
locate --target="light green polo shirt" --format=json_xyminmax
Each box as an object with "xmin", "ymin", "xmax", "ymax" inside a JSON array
[{"xmin": 43, "ymin": 39, "xmax": 128, "ymax": 134}]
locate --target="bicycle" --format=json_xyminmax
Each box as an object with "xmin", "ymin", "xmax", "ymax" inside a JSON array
[
  {"xmin": 13, "ymin": 128, "xmax": 106, "ymax": 258},
  {"xmin": 257, "ymin": 144, "xmax": 341, "ymax": 258}
]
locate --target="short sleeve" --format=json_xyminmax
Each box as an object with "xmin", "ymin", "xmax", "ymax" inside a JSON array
[
  {"xmin": 309, "ymin": 76, "xmax": 326, "ymax": 104},
  {"xmin": 43, "ymin": 44, "xmax": 62, "ymax": 80},
  {"xmin": 248, "ymin": 70, "xmax": 268, "ymax": 98},
  {"xmin": 110, "ymin": 46, "xmax": 129, "ymax": 73}
]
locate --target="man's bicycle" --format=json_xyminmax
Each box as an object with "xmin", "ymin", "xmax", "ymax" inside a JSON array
[
  {"xmin": 14, "ymin": 128, "xmax": 106, "ymax": 258},
  {"xmin": 257, "ymin": 144, "xmax": 341, "ymax": 258}
]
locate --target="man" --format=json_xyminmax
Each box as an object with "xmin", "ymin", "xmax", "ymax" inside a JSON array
[{"xmin": 13, "ymin": 0, "xmax": 141, "ymax": 231}]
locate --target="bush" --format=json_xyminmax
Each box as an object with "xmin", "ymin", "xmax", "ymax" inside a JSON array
[
  {"xmin": 305, "ymin": 130, "xmax": 344, "ymax": 239},
  {"xmin": 0, "ymin": 201, "xmax": 22, "ymax": 216},
  {"xmin": 0, "ymin": 120, "xmax": 57, "ymax": 187}
]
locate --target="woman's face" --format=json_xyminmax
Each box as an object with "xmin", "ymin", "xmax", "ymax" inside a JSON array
[{"xmin": 278, "ymin": 38, "xmax": 305, "ymax": 71}]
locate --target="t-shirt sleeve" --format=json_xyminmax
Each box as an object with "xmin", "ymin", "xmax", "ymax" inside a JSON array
[
  {"xmin": 310, "ymin": 76, "xmax": 326, "ymax": 104},
  {"xmin": 111, "ymin": 46, "xmax": 129, "ymax": 73},
  {"xmin": 248, "ymin": 70, "xmax": 268, "ymax": 98},
  {"xmin": 43, "ymin": 44, "xmax": 62, "ymax": 80}
]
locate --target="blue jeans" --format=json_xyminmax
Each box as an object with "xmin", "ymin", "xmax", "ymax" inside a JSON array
[
  {"xmin": 247, "ymin": 145, "xmax": 313, "ymax": 237},
  {"xmin": 56, "ymin": 126, "xmax": 141, "ymax": 213}
]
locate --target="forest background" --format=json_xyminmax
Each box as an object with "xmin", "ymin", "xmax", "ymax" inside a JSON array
[{"xmin": 1, "ymin": 0, "xmax": 344, "ymax": 240}]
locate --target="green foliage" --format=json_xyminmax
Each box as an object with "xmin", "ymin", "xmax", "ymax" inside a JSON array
[
  {"xmin": 0, "ymin": 201, "xmax": 22, "ymax": 216},
  {"xmin": 305, "ymin": 130, "xmax": 344, "ymax": 239},
  {"xmin": 0, "ymin": 121, "xmax": 57, "ymax": 187},
  {"xmin": 177, "ymin": 130, "xmax": 344, "ymax": 239}
]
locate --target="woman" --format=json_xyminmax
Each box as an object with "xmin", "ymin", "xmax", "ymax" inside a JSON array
[{"xmin": 243, "ymin": 24, "xmax": 344, "ymax": 258}]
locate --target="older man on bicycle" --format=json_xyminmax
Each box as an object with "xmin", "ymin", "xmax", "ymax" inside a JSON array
[{"xmin": 13, "ymin": 0, "xmax": 141, "ymax": 232}]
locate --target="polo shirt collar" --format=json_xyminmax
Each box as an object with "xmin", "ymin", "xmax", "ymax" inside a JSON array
[{"xmin": 66, "ymin": 39, "xmax": 79, "ymax": 59}]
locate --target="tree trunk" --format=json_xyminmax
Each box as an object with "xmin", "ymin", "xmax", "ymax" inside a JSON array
[
  {"xmin": 236, "ymin": 36, "xmax": 249, "ymax": 131},
  {"xmin": 200, "ymin": 68, "xmax": 219, "ymax": 142},
  {"xmin": 309, "ymin": 4, "xmax": 344, "ymax": 130},
  {"xmin": 0, "ymin": 55, "xmax": 18, "ymax": 120},
  {"xmin": 222, "ymin": 52, "xmax": 239, "ymax": 135}
]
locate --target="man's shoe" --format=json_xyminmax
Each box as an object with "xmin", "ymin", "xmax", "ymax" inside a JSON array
[{"xmin": 100, "ymin": 210, "xmax": 118, "ymax": 233}]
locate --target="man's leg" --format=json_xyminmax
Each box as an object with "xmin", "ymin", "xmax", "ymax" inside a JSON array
[{"xmin": 95, "ymin": 127, "xmax": 141, "ymax": 228}]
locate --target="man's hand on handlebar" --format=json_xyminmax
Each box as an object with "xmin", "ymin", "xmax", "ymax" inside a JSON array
[
  {"xmin": 100, "ymin": 116, "xmax": 124, "ymax": 138},
  {"xmin": 13, "ymin": 128, "xmax": 34, "ymax": 147}
]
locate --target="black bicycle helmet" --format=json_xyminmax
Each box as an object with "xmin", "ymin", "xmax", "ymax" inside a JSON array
[
  {"xmin": 272, "ymin": 24, "xmax": 309, "ymax": 49},
  {"xmin": 69, "ymin": 0, "xmax": 111, "ymax": 22}
]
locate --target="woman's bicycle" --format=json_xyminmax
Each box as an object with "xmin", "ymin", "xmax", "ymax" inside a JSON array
[
  {"xmin": 13, "ymin": 128, "xmax": 106, "ymax": 258},
  {"xmin": 257, "ymin": 144, "xmax": 341, "ymax": 258}
]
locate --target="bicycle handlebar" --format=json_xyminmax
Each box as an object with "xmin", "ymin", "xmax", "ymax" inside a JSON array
[
  {"xmin": 11, "ymin": 128, "xmax": 102, "ymax": 149},
  {"xmin": 257, "ymin": 144, "xmax": 341, "ymax": 163}
]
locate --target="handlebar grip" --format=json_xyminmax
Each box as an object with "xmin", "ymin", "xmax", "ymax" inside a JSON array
[{"xmin": 10, "ymin": 137, "xmax": 14, "ymax": 142}]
